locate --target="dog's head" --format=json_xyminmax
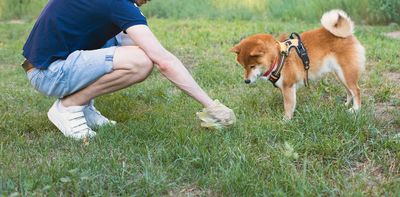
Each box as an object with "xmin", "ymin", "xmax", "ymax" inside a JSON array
[{"xmin": 231, "ymin": 34, "xmax": 280, "ymax": 84}]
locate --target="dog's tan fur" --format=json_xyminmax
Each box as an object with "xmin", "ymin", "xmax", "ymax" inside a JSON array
[{"xmin": 231, "ymin": 10, "xmax": 365, "ymax": 119}]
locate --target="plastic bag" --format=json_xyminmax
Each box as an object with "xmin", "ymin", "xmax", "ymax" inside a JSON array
[{"xmin": 196, "ymin": 100, "xmax": 236, "ymax": 129}]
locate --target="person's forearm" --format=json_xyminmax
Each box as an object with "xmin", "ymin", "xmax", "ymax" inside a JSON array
[
  {"xmin": 124, "ymin": 25, "xmax": 213, "ymax": 107},
  {"xmin": 157, "ymin": 56, "xmax": 214, "ymax": 108}
]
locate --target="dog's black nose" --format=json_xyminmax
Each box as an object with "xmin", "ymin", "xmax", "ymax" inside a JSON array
[{"xmin": 244, "ymin": 79, "xmax": 251, "ymax": 84}]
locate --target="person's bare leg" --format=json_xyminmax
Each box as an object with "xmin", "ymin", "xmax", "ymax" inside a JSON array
[{"xmin": 62, "ymin": 46, "xmax": 153, "ymax": 107}]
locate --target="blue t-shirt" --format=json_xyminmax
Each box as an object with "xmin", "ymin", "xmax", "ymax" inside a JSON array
[{"xmin": 22, "ymin": 0, "xmax": 147, "ymax": 69}]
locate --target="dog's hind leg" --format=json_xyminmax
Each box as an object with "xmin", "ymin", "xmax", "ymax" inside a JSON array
[
  {"xmin": 346, "ymin": 43, "xmax": 365, "ymax": 112},
  {"xmin": 335, "ymin": 63, "xmax": 362, "ymax": 112},
  {"xmin": 345, "ymin": 89, "xmax": 353, "ymax": 107},
  {"xmin": 345, "ymin": 78, "xmax": 361, "ymax": 112},
  {"xmin": 334, "ymin": 71, "xmax": 353, "ymax": 106}
]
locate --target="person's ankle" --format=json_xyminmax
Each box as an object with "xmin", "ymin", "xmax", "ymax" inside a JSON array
[
  {"xmin": 60, "ymin": 99, "xmax": 74, "ymax": 108},
  {"xmin": 57, "ymin": 100, "xmax": 68, "ymax": 112},
  {"xmin": 60, "ymin": 98, "xmax": 89, "ymax": 108}
]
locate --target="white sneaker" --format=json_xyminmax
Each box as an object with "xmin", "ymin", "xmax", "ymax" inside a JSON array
[
  {"xmin": 47, "ymin": 100, "xmax": 96, "ymax": 139},
  {"xmin": 83, "ymin": 100, "xmax": 116, "ymax": 129}
]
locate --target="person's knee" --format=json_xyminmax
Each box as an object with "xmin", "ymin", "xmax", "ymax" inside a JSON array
[
  {"xmin": 114, "ymin": 46, "xmax": 153, "ymax": 82},
  {"xmin": 132, "ymin": 54, "xmax": 153, "ymax": 82}
]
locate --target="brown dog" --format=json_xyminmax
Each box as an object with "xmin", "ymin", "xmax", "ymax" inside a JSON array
[{"xmin": 231, "ymin": 10, "xmax": 365, "ymax": 119}]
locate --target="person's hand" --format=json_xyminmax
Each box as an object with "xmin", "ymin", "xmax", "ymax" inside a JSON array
[
  {"xmin": 135, "ymin": 0, "xmax": 150, "ymax": 6},
  {"xmin": 196, "ymin": 100, "xmax": 236, "ymax": 129}
]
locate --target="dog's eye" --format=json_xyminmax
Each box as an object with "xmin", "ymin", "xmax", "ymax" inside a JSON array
[{"xmin": 250, "ymin": 66, "xmax": 256, "ymax": 69}]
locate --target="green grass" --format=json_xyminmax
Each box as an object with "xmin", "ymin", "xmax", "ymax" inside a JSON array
[
  {"xmin": 1, "ymin": 0, "xmax": 400, "ymax": 24},
  {"xmin": 1, "ymin": 18, "xmax": 400, "ymax": 196}
]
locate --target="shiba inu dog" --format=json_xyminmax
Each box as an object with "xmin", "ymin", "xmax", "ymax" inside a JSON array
[{"xmin": 231, "ymin": 10, "xmax": 365, "ymax": 119}]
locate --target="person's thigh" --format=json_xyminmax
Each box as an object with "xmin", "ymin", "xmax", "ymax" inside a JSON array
[
  {"xmin": 113, "ymin": 46, "xmax": 153, "ymax": 71},
  {"xmin": 27, "ymin": 47, "xmax": 117, "ymax": 98}
]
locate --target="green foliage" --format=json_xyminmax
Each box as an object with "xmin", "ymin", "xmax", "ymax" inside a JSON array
[
  {"xmin": 1, "ymin": 0, "xmax": 399, "ymax": 25},
  {"xmin": 142, "ymin": 0, "xmax": 265, "ymax": 21},
  {"xmin": 266, "ymin": 0, "xmax": 370, "ymax": 23},
  {"xmin": 367, "ymin": 0, "xmax": 400, "ymax": 24},
  {"xmin": 0, "ymin": 0, "xmax": 48, "ymax": 20}
]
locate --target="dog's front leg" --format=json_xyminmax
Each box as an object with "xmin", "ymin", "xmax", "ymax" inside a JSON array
[{"xmin": 281, "ymin": 86, "xmax": 297, "ymax": 119}]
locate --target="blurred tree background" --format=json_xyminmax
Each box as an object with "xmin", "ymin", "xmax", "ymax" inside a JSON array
[{"xmin": 0, "ymin": 0, "xmax": 399, "ymax": 25}]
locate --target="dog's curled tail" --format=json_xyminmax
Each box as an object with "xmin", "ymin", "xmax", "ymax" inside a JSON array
[{"xmin": 321, "ymin": 9, "xmax": 354, "ymax": 38}]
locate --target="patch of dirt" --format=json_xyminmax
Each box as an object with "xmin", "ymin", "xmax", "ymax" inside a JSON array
[
  {"xmin": 351, "ymin": 160, "xmax": 384, "ymax": 180},
  {"xmin": 373, "ymin": 72, "xmax": 400, "ymax": 124},
  {"xmin": 348, "ymin": 159, "xmax": 398, "ymax": 195},
  {"xmin": 384, "ymin": 31, "xmax": 400, "ymax": 39},
  {"xmin": 0, "ymin": 19, "xmax": 25, "ymax": 24},
  {"xmin": 166, "ymin": 184, "xmax": 219, "ymax": 197},
  {"xmin": 384, "ymin": 72, "xmax": 400, "ymax": 84},
  {"xmin": 383, "ymin": 72, "xmax": 400, "ymax": 103},
  {"xmin": 374, "ymin": 103, "xmax": 398, "ymax": 123}
]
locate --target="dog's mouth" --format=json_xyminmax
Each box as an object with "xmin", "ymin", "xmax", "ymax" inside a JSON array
[
  {"xmin": 245, "ymin": 60, "xmax": 279, "ymax": 84},
  {"xmin": 244, "ymin": 66, "xmax": 266, "ymax": 84}
]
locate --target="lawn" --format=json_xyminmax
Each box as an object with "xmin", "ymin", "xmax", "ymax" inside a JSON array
[{"xmin": 0, "ymin": 18, "xmax": 399, "ymax": 196}]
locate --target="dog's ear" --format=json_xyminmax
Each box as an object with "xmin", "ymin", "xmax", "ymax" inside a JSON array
[
  {"xmin": 230, "ymin": 45, "xmax": 241, "ymax": 54},
  {"xmin": 250, "ymin": 45, "xmax": 265, "ymax": 57}
]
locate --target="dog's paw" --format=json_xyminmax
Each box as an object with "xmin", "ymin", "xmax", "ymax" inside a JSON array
[
  {"xmin": 347, "ymin": 107, "xmax": 360, "ymax": 114},
  {"xmin": 344, "ymin": 98, "xmax": 353, "ymax": 107},
  {"xmin": 281, "ymin": 116, "xmax": 292, "ymax": 123}
]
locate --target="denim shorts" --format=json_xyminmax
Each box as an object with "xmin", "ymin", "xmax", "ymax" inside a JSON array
[{"xmin": 27, "ymin": 46, "xmax": 116, "ymax": 98}]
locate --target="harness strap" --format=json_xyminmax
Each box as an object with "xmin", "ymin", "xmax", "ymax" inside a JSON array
[
  {"xmin": 266, "ymin": 32, "xmax": 310, "ymax": 87},
  {"xmin": 290, "ymin": 32, "xmax": 310, "ymax": 87},
  {"xmin": 268, "ymin": 53, "xmax": 286, "ymax": 87}
]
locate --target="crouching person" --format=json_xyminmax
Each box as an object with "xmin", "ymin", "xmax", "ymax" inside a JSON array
[{"xmin": 22, "ymin": 0, "xmax": 235, "ymax": 139}]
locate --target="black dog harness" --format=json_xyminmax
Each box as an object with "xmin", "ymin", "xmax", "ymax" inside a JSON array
[{"xmin": 264, "ymin": 32, "xmax": 310, "ymax": 87}]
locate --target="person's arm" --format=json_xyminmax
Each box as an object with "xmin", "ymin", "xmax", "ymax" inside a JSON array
[{"xmin": 125, "ymin": 25, "xmax": 214, "ymax": 108}]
